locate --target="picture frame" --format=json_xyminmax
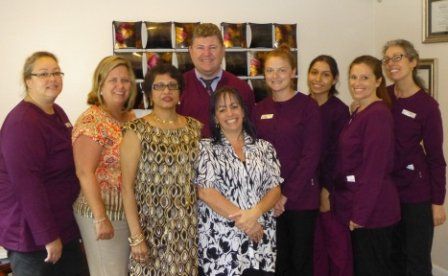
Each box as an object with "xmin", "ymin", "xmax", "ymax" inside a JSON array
[
  {"xmin": 416, "ymin": 58, "xmax": 437, "ymax": 98},
  {"xmin": 422, "ymin": 0, "xmax": 448, "ymax": 43}
]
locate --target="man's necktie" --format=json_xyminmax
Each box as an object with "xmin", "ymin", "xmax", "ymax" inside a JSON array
[{"xmin": 200, "ymin": 77, "xmax": 218, "ymax": 95}]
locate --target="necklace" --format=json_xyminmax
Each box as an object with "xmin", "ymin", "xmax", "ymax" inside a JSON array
[{"xmin": 152, "ymin": 113, "xmax": 178, "ymax": 125}]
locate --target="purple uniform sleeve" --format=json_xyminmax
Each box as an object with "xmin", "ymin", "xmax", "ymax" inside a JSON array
[
  {"xmin": 422, "ymin": 106, "xmax": 446, "ymax": 204},
  {"xmin": 1, "ymin": 118, "xmax": 58, "ymax": 246},
  {"xmin": 352, "ymin": 111, "xmax": 394, "ymax": 226}
]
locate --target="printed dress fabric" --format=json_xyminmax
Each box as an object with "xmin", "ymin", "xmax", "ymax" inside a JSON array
[
  {"xmin": 123, "ymin": 117, "xmax": 201, "ymax": 276},
  {"xmin": 195, "ymin": 133, "xmax": 283, "ymax": 276}
]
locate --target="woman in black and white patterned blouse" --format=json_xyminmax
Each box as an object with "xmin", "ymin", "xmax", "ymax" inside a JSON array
[{"xmin": 195, "ymin": 86, "xmax": 283, "ymax": 276}]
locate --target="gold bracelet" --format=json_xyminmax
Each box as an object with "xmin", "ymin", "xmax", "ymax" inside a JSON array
[
  {"xmin": 128, "ymin": 233, "xmax": 145, "ymax": 246},
  {"xmin": 93, "ymin": 217, "xmax": 107, "ymax": 224}
]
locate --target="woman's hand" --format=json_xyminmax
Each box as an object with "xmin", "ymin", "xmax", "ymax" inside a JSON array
[
  {"xmin": 131, "ymin": 241, "xmax": 149, "ymax": 264},
  {"xmin": 319, "ymin": 188, "xmax": 331, "ymax": 213},
  {"xmin": 245, "ymin": 222, "xmax": 264, "ymax": 243},
  {"xmin": 94, "ymin": 218, "xmax": 114, "ymax": 240},
  {"xmin": 349, "ymin": 220, "xmax": 363, "ymax": 231},
  {"xmin": 229, "ymin": 207, "xmax": 262, "ymax": 233},
  {"xmin": 273, "ymin": 195, "xmax": 287, "ymax": 217},
  {"xmin": 44, "ymin": 238, "xmax": 63, "ymax": 264},
  {"xmin": 432, "ymin": 204, "xmax": 446, "ymax": 226}
]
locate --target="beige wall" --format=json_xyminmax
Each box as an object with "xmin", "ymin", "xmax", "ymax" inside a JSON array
[{"xmin": 374, "ymin": 1, "xmax": 448, "ymax": 273}]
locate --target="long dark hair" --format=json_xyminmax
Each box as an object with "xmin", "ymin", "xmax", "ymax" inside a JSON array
[
  {"xmin": 349, "ymin": 55, "xmax": 391, "ymax": 108},
  {"xmin": 209, "ymin": 86, "xmax": 257, "ymax": 144},
  {"xmin": 308, "ymin": 55, "xmax": 339, "ymax": 95}
]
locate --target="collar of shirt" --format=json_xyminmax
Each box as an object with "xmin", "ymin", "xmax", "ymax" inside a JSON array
[{"xmin": 194, "ymin": 69, "xmax": 223, "ymax": 92}]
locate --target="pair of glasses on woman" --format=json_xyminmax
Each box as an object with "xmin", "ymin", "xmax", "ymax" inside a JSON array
[
  {"xmin": 152, "ymin": 82, "xmax": 179, "ymax": 91},
  {"xmin": 31, "ymin": 72, "xmax": 65, "ymax": 79},
  {"xmin": 382, "ymin": 54, "xmax": 406, "ymax": 65}
]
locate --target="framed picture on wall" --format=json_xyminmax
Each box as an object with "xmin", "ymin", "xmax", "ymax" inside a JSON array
[
  {"xmin": 416, "ymin": 58, "xmax": 437, "ymax": 98},
  {"xmin": 422, "ymin": 0, "xmax": 448, "ymax": 43}
]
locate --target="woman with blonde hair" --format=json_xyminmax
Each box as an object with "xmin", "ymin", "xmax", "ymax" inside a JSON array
[{"xmin": 72, "ymin": 55, "xmax": 137, "ymax": 275}]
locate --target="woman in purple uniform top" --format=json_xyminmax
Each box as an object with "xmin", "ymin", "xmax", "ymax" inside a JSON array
[
  {"xmin": 383, "ymin": 39, "xmax": 446, "ymax": 276},
  {"xmin": 333, "ymin": 55, "xmax": 400, "ymax": 276},
  {"xmin": 252, "ymin": 45, "xmax": 322, "ymax": 276},
  {"xmin": 308, "ymin": 55, "xmax": 352, "ymax": 276}
]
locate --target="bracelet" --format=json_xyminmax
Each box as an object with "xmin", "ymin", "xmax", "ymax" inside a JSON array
[
  {"xmin": 128, "ymin": 233, "xmax": 145, "ymax": 247},
  {"xmin": 93, "ymin": 217, "xmax": 107, "ymax": 224}
]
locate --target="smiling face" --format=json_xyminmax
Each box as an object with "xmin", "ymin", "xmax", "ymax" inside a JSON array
[
  {"xmin": 150, "ymin": 74, "xmax": 180, "ymax": 111},
  {"xmin": 25, "ymin": 57, "xmax": 63, "ymax": 103},
  {"xmin": 383, "ymin": 45, "xmax": 416, "ymax": 83},
  {"xmin": 214, "ymin": 92, "xmax": 244, "ymax": 136},
  {"xmin": 308, "ymin": 61, "xmax": 336, "ymax": 96},
  {"xmin": 189, "ymin": 35, "xmax": 224, "ymax": 78},
  {"xmin": 264, "ymin": 56, "xmax": 296, "ymax": 94},
  {"xmin": 100, "ymin": 65, "xmax": 131, "ymax": 109},
  {"xmin": 349, "ymin": 63, "xmax": 382, "ymax": 104}
]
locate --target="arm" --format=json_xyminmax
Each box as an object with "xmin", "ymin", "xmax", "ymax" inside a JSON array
[
  {"xmin": 73, "ymin": 135, "xmax": 114, "ymax": 240},
  {"xmin": 120, "ymin": 129, "xmax": 148, "ymax": 262},
  {"xmin": 2, "ymin": 118, "xmax": 61, "ymax": 261},
  {"xmin": 422, "ymin": 106, "xmax": 446, "ymax": 226},
  {"xmin": 351, "ymin": 110, "xmax": 393, "ymax": 227}
]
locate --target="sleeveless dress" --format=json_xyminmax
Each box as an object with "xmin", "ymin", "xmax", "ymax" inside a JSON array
[{"xmin": 123, "ymin": 116, "xmax": 201, "ymax": 276}]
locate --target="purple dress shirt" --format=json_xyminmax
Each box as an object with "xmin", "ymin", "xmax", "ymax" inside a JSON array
[
  {"xmin": 178, "ymin": 69, "xmax": 255, "ymax": 138},
  {"xmin": 388, "ymin": 85, "xmax": 446, "ymax": 204},
  {"xmin": 317, "ymin": 96, "xmax": 350, "ymax": 191},
  {"xmin": 333, "ymin": 101, "xmax": 400, "ymax": 228},
  {"xmin": 253, "ymin": 92, "xmax": 322, "ymax": 211},
  {"xmin": 0, "ymin": 101, "xmax": 80, "ymax": 252}
]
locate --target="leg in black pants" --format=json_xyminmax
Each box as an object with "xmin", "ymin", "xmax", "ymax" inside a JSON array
[
  {"xmin": 351, "ymin": 225, "xmax": 395, "ymax": 276},
  {"xmin": 391, "ymin": 202, "xmax": 433, "ymax": 276},
  {"xmin": 275, "ymin": 209, "xmax": 318, "ymax": 276}
]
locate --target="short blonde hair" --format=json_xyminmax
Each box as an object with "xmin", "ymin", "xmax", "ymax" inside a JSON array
[
  {"xmin": 87, "ymin": 56, "xmax": 137, "ymax": 111},
  {"xmin": 192, "ymin": 23, "xmax": 224, "ymax": 45}
]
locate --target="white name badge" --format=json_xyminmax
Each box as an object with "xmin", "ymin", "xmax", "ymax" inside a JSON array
[
  {"xmin": 402, "ymin": 109, "xmax": 416, "ymax": 119},
  {"xmin": 406, "ymin": 164, "xmax": 415, "ymax": 171},
  {"xmin": 346, "ymin": 175, "xmax": 356, "ymax": 182},
  {"xmin": 65, "ymin": 122, "xmax": 73, "ymax": 128},
  {"xmin": 261, "ymin": 114, "xmax": 274, "ymax": 120}
]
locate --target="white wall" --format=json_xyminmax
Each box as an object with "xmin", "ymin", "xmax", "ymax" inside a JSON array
[
  {"xmin": 0, "ymin": 0, "xmax": 374, "ymax": 123},
  {"xmin": 374, "ymin": 1, "xmax": 448, "ymax": 273},
  {"xmin": 0, "ymin": 0, "xmax": 446, "ymax": 272}
]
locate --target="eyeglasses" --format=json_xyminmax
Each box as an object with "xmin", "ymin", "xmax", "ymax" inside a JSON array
[
  {"xmin": 152, "ymin": 82, "xmax": 179, "ymax": 91},
  {"xmin": 382, "ymin": 54, "xmax": 405, "ymax": 65},
  {"xmin": 30, "ymin": 72, "xmax": 65, "ymax": 79}
]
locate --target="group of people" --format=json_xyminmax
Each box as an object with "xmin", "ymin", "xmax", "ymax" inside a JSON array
[{"xmin": 0, "ymin": 22, "xmax": 445, "ymax": 276}]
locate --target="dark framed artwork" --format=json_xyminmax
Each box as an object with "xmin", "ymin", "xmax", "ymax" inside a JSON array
[
  {"xmin": 146, "ymin": 52, "xmax": 173, "ymax": 71},
  {"xmin": 250, "ymin": 79, "xmax": 270, "ymax": 102},
  {"xmin": 274, "ymin": 24, "xmax": 297, "ymax": 48},
  {"xmin": 175, "ymin": 52, "xmax": 194, "ymax": 73},
  {"xmin": 113, "ymin": 21, "xmax": 142, "ymax": 49},
  {"xmin": 175, "ymin": 22, "xmax": 199, "ymax": 48},
  {"xmin": 249, "ymin": 23, "xmax": 273, "ymax": 48},
  {"xmin": 115, "ymin": 52, "xmax": 144, "ymax": 79},
  {"xmin": 145, "ymin": 21, "xmax": 173, "ymax": 49},
  {"xmin": 248, "ymin": 51, "xmax": 269, "ymax": 76},
  {"xmin": 416, "ymin": 58, "xmax": 437, "ymax": 98},
  {"xmin": 225, "ymin": 52, "xmax": 248, "ymax": 76},
  {"xmin": 423, "ymin": 0, "xmax": 448, "ymax": 43},
  {"xmin": 222, "ymin": 23, "xmax": 247, "ymax": 48}
]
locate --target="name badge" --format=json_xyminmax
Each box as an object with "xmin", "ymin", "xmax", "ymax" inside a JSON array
[
  {"xmin": 402, "ymin": 109, "xmax": 416, "ymax": 119},
  {"xmin": 406, "ymin": 164, "xmax": 415, "ymax": 171},
  {"xmin": 346, "ymin": 175, "xmax": 356, "ymax": 182},
  {"xmin": 261, "ymin": 114, "xmax": 274, "ymax": 120},
  {"xmin": 65, "ymin": 122, "xmax": 73, "ymax": 128}
]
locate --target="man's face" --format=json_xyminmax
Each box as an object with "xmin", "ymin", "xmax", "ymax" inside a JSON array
[{"xmin": 189, "ymin": 35, "xmax": 225, "ymax": 78}]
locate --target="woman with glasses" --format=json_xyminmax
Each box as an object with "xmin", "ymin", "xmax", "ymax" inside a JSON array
[
  {"xmin": 252, "ymin": 45, "xmax": 322, "ymax": 276},
  {"xmin": 382, "ymin": 39, "xmax": 446, "ymax": 276},
  {"xmin": 120, "ymin": 63, "xmax": 202, "ymax": 275},
  {"xmin": 72, "ymin": 55, "xmax": 137, "ymax": 275},
  {"xmin": 0, "ymin": 51, "xmax": 84, "ymax": 275}
]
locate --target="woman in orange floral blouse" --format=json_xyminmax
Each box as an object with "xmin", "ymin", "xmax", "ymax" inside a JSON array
[{"xmin": 72, "ymin": 56, "xmax": 137, "ymax": 276}]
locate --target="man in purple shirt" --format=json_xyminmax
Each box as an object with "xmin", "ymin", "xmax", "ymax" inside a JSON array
[{"xmin": 178, "ymin": 23, "xmax": 255, "ymax": 137}]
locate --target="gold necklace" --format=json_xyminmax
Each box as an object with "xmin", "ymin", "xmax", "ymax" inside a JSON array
[{"xmin": 152, "ymin": 113, "xmax": 177, "ymax": 125}]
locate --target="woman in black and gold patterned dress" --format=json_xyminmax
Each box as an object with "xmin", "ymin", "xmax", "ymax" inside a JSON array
[{"xmin": 120, "ymin": 63, "xmax": 201, "ymax": 275}]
